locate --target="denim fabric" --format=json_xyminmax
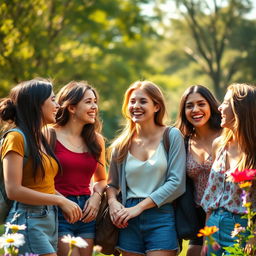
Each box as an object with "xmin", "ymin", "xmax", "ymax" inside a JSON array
[
  {"xmin": 116, "ymin": 198, "xmax": 178, "ymax": 255},
  {"xmin": 6, "ymin": 202, "xmax": 58, "ymax": 254},
  {"xmin": 206, "ymin": 208, "xmax": 248, "ymax": 256},
  {"xmin": 58, "ymin": 195, "xmax": 95, "ymax": 238}
]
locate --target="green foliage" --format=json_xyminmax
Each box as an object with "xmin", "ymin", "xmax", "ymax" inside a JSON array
[
  {"xmin": 0, "ymin": 0, "xmax": 158, "ymax": 139},
  {"xmin": 0, "ymin": 0, "xmax": 256, "ymax": 138},
  {"xmin": 162, "ymin": 0, "xmax": 256, "ymax": 98}
]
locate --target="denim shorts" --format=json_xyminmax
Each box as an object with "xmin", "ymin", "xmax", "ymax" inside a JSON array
[
  {"xmin": 58, "ymin": 195, "xmax": 95, "ymax": 238},
  {"xmin": 6, "ymin": 201, "xmax": 58, "ymax": 255},
  {"xmin": 206, "ymin": 208, "xmax": 248, "ymax": 256},
  {"xmin": 117, "ymin": 198, "xmax": 178, "ymax": 255}
]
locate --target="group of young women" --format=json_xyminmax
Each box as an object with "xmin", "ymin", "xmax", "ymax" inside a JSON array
[{"xmin": 0, "ymin": 77, "xmax": 255, "ymax": 256}]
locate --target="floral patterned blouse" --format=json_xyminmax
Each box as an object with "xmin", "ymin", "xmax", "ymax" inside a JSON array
[
  {"xmin": 201, "ymin": 148, "xmax": 256, "ymax": 214},
  {"xmin": 186, "ymin": 151, "xmax": 213, "ymax": 206}
]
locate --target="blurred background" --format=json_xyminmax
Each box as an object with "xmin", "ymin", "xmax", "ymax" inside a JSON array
[{"xmin": 0, "ymin": 0, "xmax": 256, "ymax": 140}]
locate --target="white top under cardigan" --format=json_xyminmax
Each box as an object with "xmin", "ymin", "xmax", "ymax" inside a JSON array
[
  {"xmin": 107, "ymin": 127, "xmax": 186, "ymax": 207},
  {"xmin": 126, "ymin": 142, "xmax": 168, "ymax": 199}
]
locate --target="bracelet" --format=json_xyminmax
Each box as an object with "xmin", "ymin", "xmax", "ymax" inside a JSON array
[{"xmin": 94, "ymin": 191, "xmax": 103, "ymax": 198}]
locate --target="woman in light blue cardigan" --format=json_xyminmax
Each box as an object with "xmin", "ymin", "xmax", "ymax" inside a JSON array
[{"xmin": 107, "ymin": 80, "xmax": 186, "ymax": 256}]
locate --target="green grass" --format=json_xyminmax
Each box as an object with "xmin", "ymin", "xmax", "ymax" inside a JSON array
[{"xmin": 0, "ymin": 224, "xmax": 4, "ymax": 235}]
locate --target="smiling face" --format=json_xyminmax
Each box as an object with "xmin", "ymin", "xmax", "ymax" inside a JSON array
[
  {"xmin": 128, "ymin": 88, "xmax": 159, "ymax": 124},
  {"xmin": 69, "ymin": 89, "xmax": 98, "ymax": 125},
  {"xmin": 218, "ymin": 90, "xmax": 235, "ymax": 129},
  {"xmin": 185, "ymin": 92, "xmax": 211, "ymax": 128},
  {"xmin": 41, "ymin": 91, "xmax": 59, "ymax": 124}
]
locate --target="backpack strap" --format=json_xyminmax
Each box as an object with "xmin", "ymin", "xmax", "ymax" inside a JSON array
[
  {"xmin": 48, "ymin": 127, "xmax": 57, "ymax": 151},
  {"xmin": 1, "ymin": 128, "xmax": 29, "ymax": 164},
  {"xmin": 163, "ymin": 126, "xmax": 173, "ymax": 155},
  {"xmin": 184, "ymin": 136, "xmax": 189, "ymax": 154}
]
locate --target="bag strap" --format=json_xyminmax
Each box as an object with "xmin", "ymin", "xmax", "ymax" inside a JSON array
[
  {"xmin": 0, "ymin": 128, "xmax": 29, "ymax": 186},
  {"xmin": 48, "ymin": 127, "xmax": 57, "ymax": 151},
  {"xmin": 1, "ymin": 128, "xmax": 29, "ymax": 164},
  {"xmin": 184, "ymin": 136, "xmax": 189, "ymax": 154},
  {"xmin": 163, "ymin": 126, "xmax": 173, "ymax": 155}
]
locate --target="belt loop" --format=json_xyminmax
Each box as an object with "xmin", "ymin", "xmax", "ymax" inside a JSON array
[{"xmin": 13, "ymin": 200, "xmax": 18, "ymax": 211}]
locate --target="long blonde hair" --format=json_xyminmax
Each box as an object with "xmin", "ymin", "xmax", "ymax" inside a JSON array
[
  {"xmin": 109, "ymin": 80, "xmax": 167, "ymax": 162},
  {"xmin": 218, "ymin": 83, "xmax": 256, "ymax": 170}
]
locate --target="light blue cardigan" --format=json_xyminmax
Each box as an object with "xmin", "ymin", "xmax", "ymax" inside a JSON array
[{"xmin": 107, "ymin": 127, "xmax": 186, "ymax": 207}]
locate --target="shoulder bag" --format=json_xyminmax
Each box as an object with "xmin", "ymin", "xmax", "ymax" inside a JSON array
[{"xmin": 163, "ymin": 128, "xmax": 200, "ymax": 240}]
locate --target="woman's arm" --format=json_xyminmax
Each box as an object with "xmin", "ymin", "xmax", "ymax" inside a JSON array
[
  {"xmin": 3, "ymin": 151, "xmax": 82, "ymax": 223},
  {"xmin": 106, "ymin": 185, "xmax": 126, "ymax": 228},
  {"xmin": 149, "ymin": 128, "xmax": 186, "ymax": 207},
  {"xmin": 82, "ymin": 134, "xmax": 107, "ymax": 222},
  {"xmin": 114, "ymin": 196, "xmax": 156, "ymax": 227}
]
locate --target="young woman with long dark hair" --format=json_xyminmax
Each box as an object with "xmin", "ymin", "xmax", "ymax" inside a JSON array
[
  {"xmin": 52, "ymin": 81, "xmax": 107, "ymax": 256},
  {"xmin": 0, "ymin": 78, "xmax": 82, "ymax": 256}
]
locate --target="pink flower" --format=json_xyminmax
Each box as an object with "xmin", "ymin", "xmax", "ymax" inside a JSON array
[
  {"xmin": 230, "ymin": 169, "xmax": 256, "ymax": 183},
  {"xmin": 212, "ymin": 241, "xmax": 221, "ymax": 251}
]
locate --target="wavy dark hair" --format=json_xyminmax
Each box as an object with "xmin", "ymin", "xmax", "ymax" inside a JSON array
[
  {"xmin": 55, "ymin": 81, "xmax": 102, "ymax": 161},
  {"xmin": 0, "ymin": 78, "xmax": 60, "ymax": 179},
  {"xmin": 176, "ymin": 85, "xmax": 221, "ymax": 136}
]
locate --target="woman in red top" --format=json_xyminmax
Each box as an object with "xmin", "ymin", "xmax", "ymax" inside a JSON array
[{"xmin": 52, "ymin": 81, "xmax": 107, "ymax": 256}]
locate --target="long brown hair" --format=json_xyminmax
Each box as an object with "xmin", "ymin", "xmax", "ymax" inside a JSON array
[
  {"xmin": 108, "ymin": 80, "xmax": 167, "ymax": 163},
  {"xmin": 218, "ymin": 83, "xmax": 256, "ymax": 170},
  {"xmin": 55, "ymin": 81, "xmax": 102, "ymax": 161}
]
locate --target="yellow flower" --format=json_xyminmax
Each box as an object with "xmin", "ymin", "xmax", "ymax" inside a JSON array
[
  {"xmin": 243, "ymin": 202, "xmax": 252, "ymax": 207},
  {"xmin": 197, "ymin": 226, "xmax": 219, "ymax": 237},
  {"xmin": 239, "ymin": 181, "xmax": 252, "ymax": 188}
]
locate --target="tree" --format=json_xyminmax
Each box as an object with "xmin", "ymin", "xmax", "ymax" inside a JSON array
[
  {"xmin": 0, "ymin": 0, "xmax": 158, "ymax": 138},
  {"xmin": 170, "ymin": 0, "xmax": 254, "ymax": 98}
]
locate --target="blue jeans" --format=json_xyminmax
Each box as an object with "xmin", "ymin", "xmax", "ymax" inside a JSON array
[
  {"xmin": 58, "ymin": 195, "xmax": 96, "ymax": 238},
  {"xmin": 6, "ymin": 201, "xmax": 58, "ymax": 255},
  {"xmin": 117, "ymin": 198, "xmax": 178, "ymax": 255},
  {"xmin": 206, "ymin": 208, "xmax": 248, "ymax": 256}
]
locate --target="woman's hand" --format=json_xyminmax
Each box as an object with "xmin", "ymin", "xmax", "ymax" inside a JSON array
[
  {"xmin": 81, "ymin": 193, "xmax": 102, "ymax": 223},
  {"xmin": 59, "ymin": 197, "xmax": 83, "ymax": 224},
  {"xmin": 114, "ymin": 205, "xmax": 143, "ymax": 227},
  {"xmin": 108, "ymin": 199, "xmax": 126, "ymax": 228}
]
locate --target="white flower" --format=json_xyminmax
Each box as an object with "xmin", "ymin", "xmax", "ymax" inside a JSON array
[
  {"xmin": 5, "ymin": 223, "xmax": 26, "ymax": 233},
  {"xmin": 93, "ymin": 245, "xmax": 102, "ymax": 252},
  {"xmin": 231, "ymin": 223, "xmax": 246, "ymax": 238},
  {"xmin": 0, "ymin": 233, "xmax": 25, "ymax": 248},
  {"xmin": 61, "ymin": 234, "xmax": 88, "ymax": 248}
]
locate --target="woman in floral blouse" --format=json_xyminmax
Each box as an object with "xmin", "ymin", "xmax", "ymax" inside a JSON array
[
  {"xmin": 176, "ymin": 85, "xmax": 222, "ymax": 256},
  {"xmin": 201, "ymin": 83, "xmax": 256, "ymax": 256}
]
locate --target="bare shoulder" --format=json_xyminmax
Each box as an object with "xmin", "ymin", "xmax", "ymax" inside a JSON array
[
  {"xmin": 212, "ymin": 135, "xmax": 222, "ymax": 160},
  {"xmin": 96, "ymin": 132, "xmax": 106, "ymax": 145}
]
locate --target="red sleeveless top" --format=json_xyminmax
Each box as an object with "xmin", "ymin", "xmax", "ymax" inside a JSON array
[{"xmin": 54, "ymin": 140, "xmax": 97, "ymax": 196}]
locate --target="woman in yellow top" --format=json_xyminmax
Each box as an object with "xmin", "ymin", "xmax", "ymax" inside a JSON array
[{"xmin": 0, "ymin": 78, "xmax": 83, "ymax": 256}]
